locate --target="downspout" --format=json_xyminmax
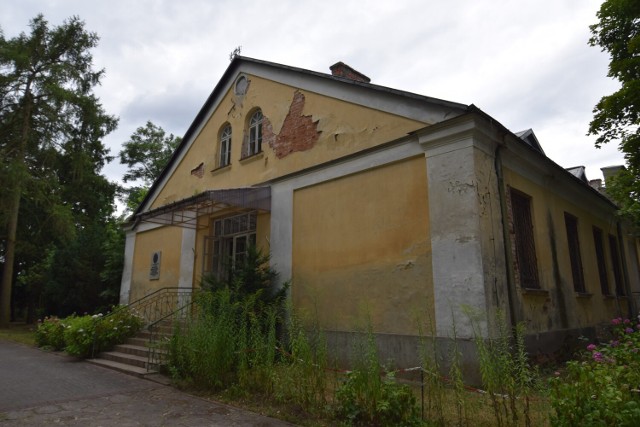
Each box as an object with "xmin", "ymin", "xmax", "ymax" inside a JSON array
[
  {"xmin": 494, "ymin": 144, "xmax": 519, "ymax": 329},
  {"xmin": 616, "ymin": 221, "xmax": 636, "ymax": 317}
]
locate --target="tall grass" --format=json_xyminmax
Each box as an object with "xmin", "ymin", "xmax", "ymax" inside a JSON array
[{"xmin": 467, "ymin": 309, "xmax": 539, "ymax": 427}]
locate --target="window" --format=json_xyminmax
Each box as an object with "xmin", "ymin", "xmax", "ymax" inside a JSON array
[
  {"xmin": 593, "ymin": 227, "xmax": 610, "ymax": 295},
  {"xmin": 203, "ymin": 212, "xmax": 257, "ymax": 280},
  {"xmin": 564, "ymin": 213, "xmax": 585, "ymax": 293},
  {"xmin": 609, "ymin": 234, "xmax": 625, "ymax": 296},
  {"xmin": 248, "ymin": 110, "xmax": 263, "ymax": 156},
  {"xmin": 219, "ymin": 125, "xmax": 232, "ymax": 167},
  {"xmin": 509, "ymin": 189, "xmax": 540, "ymax": 289}
]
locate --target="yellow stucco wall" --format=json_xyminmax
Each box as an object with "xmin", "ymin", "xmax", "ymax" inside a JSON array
[
  {"xmin": 151, "ymin": 75, "xmax": 424, "ymax": 209},
  {"xmin": 130, "ymin": 226, "xmax": 184, "ymax": 302},
  {"xmin": 291, "ymin": 156, "xmax": 433, "ymax": 335},
  {"xmin": 504, "ymin": 169, "xmax": 627, "ymax": 332}
]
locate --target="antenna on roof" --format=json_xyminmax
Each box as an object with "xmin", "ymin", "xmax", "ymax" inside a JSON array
[{"xmin": 229, "ymin": 46, "xmax": 242, "ymax": 61}]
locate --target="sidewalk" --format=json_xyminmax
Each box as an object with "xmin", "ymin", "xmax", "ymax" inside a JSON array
[{"xmin": 0, "ymin": 340, "xmax": 295, "ymax": 426}]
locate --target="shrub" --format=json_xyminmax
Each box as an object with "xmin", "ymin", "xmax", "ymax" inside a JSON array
[
  {"xmin": 63, "ymin": 314, "xmax": 97, "ymax": 357},
  {"xmin": 550, "ymin": 316, "xmax": 640, "ymax": 426},
  {"xmin": 35, "ymin": 316, "xmax": 67, "ymax": 350},
  {"xmin": 334, "ymin": 329, "xmax": 422, "ymax": 426},
  {"xmin": 35, "ymin": 307, "xmax": 143, "ymax": 358}
]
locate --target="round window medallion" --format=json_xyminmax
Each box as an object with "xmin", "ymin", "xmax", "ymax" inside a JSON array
[{"xmin": 235, "ymin": 75, "xmax": 248, "ymax": 95}]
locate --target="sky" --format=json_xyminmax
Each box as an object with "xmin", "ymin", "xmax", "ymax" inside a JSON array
[{"xmin": 2, "ymin": 0, "xmax": 625, "ymax": 186}]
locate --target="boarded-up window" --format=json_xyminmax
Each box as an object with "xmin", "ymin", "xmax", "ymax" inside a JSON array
[
  {"xmin": 593, "ymin": 227, "xmax": 610, "ymax": 295},
  {"xmin": 510, "ymin": 189, "xmax": 540, "ymax": 289},
  {"xmin": 564, "ymin": 213, "xmax": 585, "ymax": 293},
  {"xmin": 609, "ymin": 234, "xmax": 625, "ymax": 296}
]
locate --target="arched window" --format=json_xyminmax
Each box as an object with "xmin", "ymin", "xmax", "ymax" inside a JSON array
[
  {"xmin": 219, "ymin": 125, "xmax": 231, "ymax": 167},
  {"xmin": 248, "ymin": 110, "xmax": 263, "ymax": 156}
]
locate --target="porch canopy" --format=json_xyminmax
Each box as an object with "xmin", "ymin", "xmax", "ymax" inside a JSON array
[{"xmin": 136, "ymin": 187, "xmax": 271, "ymax": 229}]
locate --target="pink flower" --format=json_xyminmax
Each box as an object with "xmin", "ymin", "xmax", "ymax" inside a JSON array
[
  {"xmin": 587, "ymin": 344, "xmax": 597, "ymax": 351},
  {"xmin": 612, "ymin": 318, "xmax": 622, "ymax": 325},
  {"xmin": 593, "ymin": 352, "xmax": 604, "ymax": 362},
  {"xmin": 624, "ymin": 318, "xmax": 631, "ymax": 325},
  {"xmin": 611, "ymin": 340, "xmax": 619, "ymax": 347}
]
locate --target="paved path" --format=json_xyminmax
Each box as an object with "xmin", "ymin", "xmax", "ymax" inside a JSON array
[{"xmin": 0, "ymin": 340, "xmax": 294, "ymax": 426}]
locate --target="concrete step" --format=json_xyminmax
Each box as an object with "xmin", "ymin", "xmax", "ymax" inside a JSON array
[
  {"xmin": 100, "ymin": 350, "xmax": 148, "ymax": 369},
  {"xmin": 87, "ymin": 358, "xmax": 153, "ymax": 377},
  {"xmin": 125, "ymin": 336, "xmax": 151, "ymax": 347},
  {"xmin": 112, "ymin": 343, "xmax": 150, "ymax": 358}
]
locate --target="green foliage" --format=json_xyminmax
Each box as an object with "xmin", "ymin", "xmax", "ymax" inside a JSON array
[
  {"xmin": 34, "ymin": 316, "xmax": 67, "ymax": 350},
  {"xmin": 201, "ymin": 245, "xmax": 289, "ymax": 307},
  {"xmin": 118, "ymin": 121, "xmax": 180, "ymax": 213},
  {"xmin": 34, "ymin": 307, "xmax": 143, "ymax": 358},
  {"xmin": 469, "ymin": 310, "xmax": 539, "ymax": 427},
  {"xmin": 334, "ymin": 329, "xmax": 422, "ymax": 426},
  {"xmin": 119, "ymin": 121, "xmax": 181, "ymax": 185},
  {"xmin": 588, "ymin": 0, "xmax": 640, "ymax": 227},
  {"xmin": 0, "ymin": 13, "xmax": 118, "ymax": 324},
  {"xmin": 273, "ymin": 308, "xmax": 328, "ymax": 411},
  {"xmin": 170, "ymin": 250, "xmax": 288, "ymax": 392},
  {"xmin": 550, "ymin": 316, "xmax": 640, "ymax": 426}
]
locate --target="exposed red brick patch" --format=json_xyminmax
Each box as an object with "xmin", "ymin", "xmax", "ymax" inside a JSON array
[
  {"xmin": 330, "ymin": 62, "xmax": 371, "ymax": 83},
  {"xmin": 191, "ymin": 162, "xmax": 204, "ymax": 178},
  {"xmin": 268, "ymin": 91, "xmax": 320, "ymax": 159}
]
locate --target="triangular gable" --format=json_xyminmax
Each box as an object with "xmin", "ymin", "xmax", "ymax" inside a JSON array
[
  {"xmin": 514, "ymin": 129, "xmax": 545, "ymax": 155},
  {"xmin": 133, "ymin": 56, "xmax": 469, "ymax": 220}
]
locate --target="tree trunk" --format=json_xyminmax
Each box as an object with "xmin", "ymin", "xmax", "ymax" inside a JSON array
[{"xmin": 0, "ymin": 91, "xmax": 32, "ymax": 326}]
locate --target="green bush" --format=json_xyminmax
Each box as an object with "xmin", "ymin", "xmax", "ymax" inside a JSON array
[
  {"xmin": 35, "ymin": 307, "xmax": 143, "ymax": 358},
  {"xmin": 550, "ymin": 316, "xmax": 640, "ymax": 426},
  {"xmin": 334, "ymin": 329, "xmax": 422, "ymax": 426},
  {"xmin": 63, "ymin": 314, "xmax": 97, "ymax": 357},
  {"xmin": 335, "ymin": 370, "xmax": 421, "ymax": 426},
  {"xmin": 35, "ymin": 316, "xmax": 67, "ymax": 350}
]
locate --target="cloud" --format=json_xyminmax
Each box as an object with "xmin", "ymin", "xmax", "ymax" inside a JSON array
[{"xmin": 2, "ymin": 0, "xmax": 625, "ymax": 185}]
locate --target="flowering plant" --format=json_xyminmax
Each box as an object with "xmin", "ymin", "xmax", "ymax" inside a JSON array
[
  {"xmin": 550, "ymin": 316, "xmax": 640, "ymax": 426},
  {"xmin": 35, "ymin": 306, "xmax": 143, "ymax": 358},
  {"xmin": 34, "ymin": 316, "xmax": 68, "ymax": 350}
]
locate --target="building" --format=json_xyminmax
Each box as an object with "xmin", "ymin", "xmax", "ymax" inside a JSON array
[{"xmin": 119, "ymin": 56, "xmax": 640, "ymax": 372}]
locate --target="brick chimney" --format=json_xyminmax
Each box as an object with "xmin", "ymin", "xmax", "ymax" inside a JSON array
[
  {"xmin": 330, "ymin": 62, "xmax": 371, "ymax": 83},
  {"xmin": 601, "ymin": 165, "xmax": 625, "ymax": 185}
]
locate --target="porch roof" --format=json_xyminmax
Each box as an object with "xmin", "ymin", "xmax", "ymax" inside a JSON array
[{"xmin": 136, "ymin": 187, "xmax": 271, "ymax": 229}]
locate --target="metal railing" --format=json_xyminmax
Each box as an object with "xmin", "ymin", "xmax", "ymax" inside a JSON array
[
  {"xmin": 146, "ymin": 299, "xmax": 198, "ymax": 372},
  {"xmin": 91, "ymin": 287, "xmax": 194, "ymax": 358}
]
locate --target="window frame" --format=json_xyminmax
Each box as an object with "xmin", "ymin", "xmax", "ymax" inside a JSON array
[
  {"xmin": 592, "ymin": 226, "xmax": 610, "ymax": 295},
  {"xmin": 564, "ymin": 212, "xmax": 586, "ymax": 293},
  {"xmin": 219, "ymin": 124, "xmax": 232, "ymax": 168},
  {"xmin": 203, "ymin": 212, "xmax": 257, "ymax": 280},
  {"xmin": 248, "ymin": 110, "xmax": 263, "ymax": 156},
  {"xmin": 609, "ymin": 234, "xmax": 625, "ymax": 296},
  {"xmin": 509, "ymin": 188, "xmax": 540, "ymax": 289}
]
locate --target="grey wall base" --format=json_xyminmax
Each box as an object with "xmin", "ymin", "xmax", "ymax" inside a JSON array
[{"xmin": 323, "ymin": 327, "xmax": 599, "ymax": 387}]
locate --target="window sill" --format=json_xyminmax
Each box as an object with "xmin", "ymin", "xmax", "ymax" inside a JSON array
[
  {"xmin": 211, "ymin": 164, "xmax": 231, "ymax": 176},
  {"xmin": 240, "ymin": 151, "xmax": 264, "ymax": 164},
  {"xmin": 575, "ymin": 292, "xmax": 593, "ymax": 299},
  {"xmin": 602, "ymin": 294, "xmax": 616, "ymax": 300},
  {"xmin": 522, "ymin": 288, "xmax": 548, "ymax": 296}
]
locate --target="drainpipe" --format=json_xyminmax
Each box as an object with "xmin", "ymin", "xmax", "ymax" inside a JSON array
[
  {"xmin": 494, "ymin": 144, "xmax": 518, "ymax": 329},
  {"xmin": 616, "ymin": 221, "xmax": 636, "ymax": 317}
]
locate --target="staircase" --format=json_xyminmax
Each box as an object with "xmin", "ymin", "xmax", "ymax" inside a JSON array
[
  {"xmin": 86, "ymin": 287, "xmax": 195, "ymax": 379},
  {"xmin": 87, "ymin": 323, "xmax": 172, "ymax": 377}
]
